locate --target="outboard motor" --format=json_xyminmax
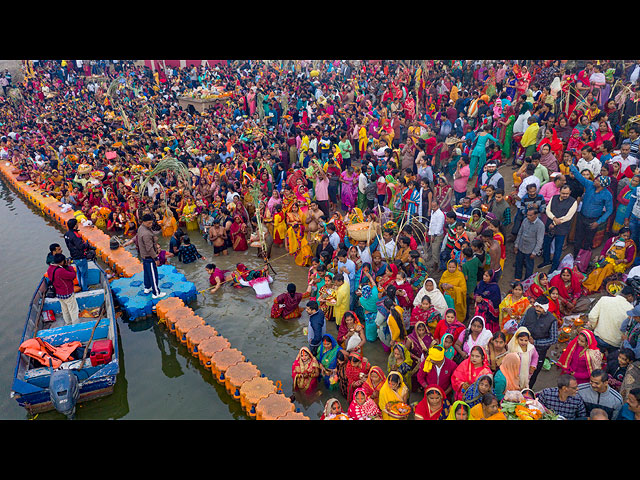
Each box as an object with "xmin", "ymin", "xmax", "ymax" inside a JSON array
[{"xmin": 48, "ymin": 361, "xmax": 80, "ymax": 419}]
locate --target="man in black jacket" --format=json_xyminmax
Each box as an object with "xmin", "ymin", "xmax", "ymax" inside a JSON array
[{"xmin": 63, "ymin": 218, "xmax": 91, "ymax": 292}]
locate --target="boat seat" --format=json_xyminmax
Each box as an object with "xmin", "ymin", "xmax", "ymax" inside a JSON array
[
  {"xmin": 36, "ymin": 318, "xmax": 110, "ymax": 347},
  {"xmin": 43, "ymin": 289, "xmax": 106, "ymax": 315}
]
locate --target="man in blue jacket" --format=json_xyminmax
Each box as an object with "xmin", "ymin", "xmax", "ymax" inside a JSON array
[
  {"xmin": 569, "ymin": 165, "xmax": 613, "ymax": 257},
  {"xmin": 305, "ymin": 301, "xmax": 326, "ymax": 356}
]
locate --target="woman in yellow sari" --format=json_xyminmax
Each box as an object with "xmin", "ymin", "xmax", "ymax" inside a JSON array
[
  {"xmin": 498, "ymin": 281, "xmax": 531, "ymax": 340},
  {"xmin": 161, "ymin": 206, "xmax": 177, "ymax": 237},
  {"xmin": 378, "ymin": 372, "xmax": 410, "ymax": 420},
  {"xmin": 358, "ymin": 120, "xmax": 368, "ymax": 159},
  {"xmin": 439, "ymin": 259, "xmax": 467, "ymax": 323},
  {"xmin": 332, "ymin": 273, "xmax": 351, "ymax": 328},
  {"xmin": 583, "ymin": 227, "xmax": 636, "ymax": 293},
  {"xmin": 180, "ymin": 196, "xmax": 199, "ymax": 231},
  {"xmin": 286, "ymin": 202, "xmax": 312, "ymax": 267}
]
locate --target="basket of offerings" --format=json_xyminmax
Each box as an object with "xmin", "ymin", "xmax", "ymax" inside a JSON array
[
  {"xmin": 605, "ymin": 280, "xmax": 625, "ymax": 296},
  {"xmin": 77, "ymin": 163, "xmax": 92, "ymax": 175},
  {"xmin": 501, "ymin": 400, "xmax": 558, "ymax": 420},
  {"xmin": 347, "ymin": 221, "xmax": 378, "ymax": 243},
  {"xmin": 386, "ymin": 401, "xmax": 412, "ymax": 419}
]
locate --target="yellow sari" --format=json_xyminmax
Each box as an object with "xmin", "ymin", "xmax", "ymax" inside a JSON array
[
  {"xmin": 181, "ymin": 202, "xmax": 199, "ymax": 231},
  {"xmin": 333, "ymin": 280, "xmax": 351, "ymax": 327},
  {"xmin": 286, "ymin": 211, "xmax": 312, "ymax": 267},
  {"xmin": 439, "ymin": 264, "xmax": 467, "ymax": 323},
  {"xmin": 583, "ymin": 237, "xmax": 636, "ymax": 293},
  {"xmin": 378, "ymin": 372, "xmax": 409, "ymax": 420},
  {"xmin": 498, "ymin": 293, "xmax": 531, "ymax": 340}
]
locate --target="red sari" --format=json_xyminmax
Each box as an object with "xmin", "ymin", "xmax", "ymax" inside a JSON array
[
  {"xmin": 344, "ymin": 352, "xmax": 371, "ymax": 403},
  {"xmin": 229, "ymin": 217, "xmax": 248, "ymax": 251},
  {"xmin": 451, "ymin": 347, "xmax": 492, "ymax": 400}
]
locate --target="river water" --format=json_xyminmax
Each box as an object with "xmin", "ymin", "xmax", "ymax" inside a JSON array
[{"xmin": 0, "ymin": 176, "xmax": 394, "ymax": 420}]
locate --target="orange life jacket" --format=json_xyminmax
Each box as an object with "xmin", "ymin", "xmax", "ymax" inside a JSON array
[{"xmin": 19, "ymin": 337, "xmax": 82, "ymax": 369}]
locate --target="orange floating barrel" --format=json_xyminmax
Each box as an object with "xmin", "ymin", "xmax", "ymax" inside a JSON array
[
  {"xmin": 224, "ymin": 361, "xmax": 260, "ymax": 398},
  {"xmin": 277, "ymin": 410, "xmax": 310, "ymax": 420},
  {"xmin": 239, "ymin": 376, "xmax": 277, "ymax": 417},
  {"xmin": 210, "ymin": 348, "xmax": 244, "ymax": 383},
  {"xmin": 156, "ymin": 297, "xmax": 185, "ymax": 321},
  {"xmin": 175, "ymin": 315, "xmax": 205, "ymax": 344},
  {"xmin": 197, "ymin": 336, "xmax": 231, "ymax": 369},
  {"xmin": 185, "ymin": 324, "xmax": 217, "ymax": 356},
  {"xmin": 255, "ymin": 392, "xmax": 296, "ymax": 420}
]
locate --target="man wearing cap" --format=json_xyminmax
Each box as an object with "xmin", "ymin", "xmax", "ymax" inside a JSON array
[
  {"xmin": 63, "ymin": 218, "xmax": 91, "ymax": 292},
  {"xmin": 416, "ymin": 345, "xmax": 457, "ymax": 399},
  {"xmin": 138, "ymin": 213, "xmax": 165, "ymax": 299},
  {"xmin": 46, "ymin": 253, "xmax": 80, "ymax": 326},
  {"xmin": 569, "ymin": 164, "xmax": 613, "ymax": 257},
  {"xmin": 588, "ymin": 286, "xmax": 635, "ymax": 355},
  {"xmin": 518, "ymin": 295, "xmax": 558, "ymax": 388}
]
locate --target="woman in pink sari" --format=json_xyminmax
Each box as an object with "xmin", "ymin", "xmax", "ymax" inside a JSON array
[
  {"xmin": 556, "ymin": 329, "xmax": 603, "ymax": 384},
  {"xmin": 451, "ymin": 345, "xmax": 492, "ymax": 401},
  {"xmin": 340, "ymin": 166, "xmax": 359, "ymax": 212},
  {"xmin": 347, "ymin": 387, "xmax": 382, "ymax": 420}
]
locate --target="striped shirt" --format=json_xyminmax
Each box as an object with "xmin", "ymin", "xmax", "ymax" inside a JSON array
[{"xmin": 536, "ymin": 387, "xmax": 587, "ymax": 420}]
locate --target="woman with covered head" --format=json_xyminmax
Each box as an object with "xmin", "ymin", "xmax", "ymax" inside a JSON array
[
  {"xmin": 378, "ymin": 372, "xmax": 410, "ymax": 420},
  {"xmin": 583, "ymin": 226, "xmax": 636, "ymax": 294},
  {"xmin": 451, "ymin": 345, "xmax": 492, "ymax": 401},
  {"xmin": 347, "ymin": 387, "xmax": 382, "ymax": 420},
  {"xmin": 556, "ymin": 328, "xmax": 603, "ymax": 385},
  {"xmin": 414, "ymin": 385, "xmax": 451, "ymax": 420},
  {"xmin": 414, "ymin": 277, "xmax": 449, "ymax": 319},
  {"xmin": 439, "ymin": 259, "xmax": 467, "ymax": 323},
  {"xmin": 291, "ymin": 346, "xmax": 321, "ymax": 395}
]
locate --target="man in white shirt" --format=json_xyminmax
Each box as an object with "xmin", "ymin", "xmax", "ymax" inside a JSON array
[
  {"xmin": 515, "ymin": 164, "xmax": 541, "ymax": 210},
  {"xmin": 607, "ymin": 143, "xmax": 638, "ymax": 173},
  {"xmin": 326, "ymin": 223, "xmax": 341, "ymax": 250},
  {"xmin": 588, "ymin": 286, "xmax": 635, "ymax": 355},
  {"xmin": 147, "ymin": 177, "xmax": 161, "ymax": 200},
  {"xmin": 576, "ymin": 145, "xmax": 602, "ymax": 179},
  {"xmin": 378, "ymin": 228, "xmax": 397, "ymax": 260},
  {"xmin": 427, "ymin": 201, "xmax": 445, "ymax": 268}
]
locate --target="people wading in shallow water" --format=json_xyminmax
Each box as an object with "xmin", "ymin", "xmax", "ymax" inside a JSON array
[{"xmin": 7, "ymin": 58, "xmax": 637, "ymax": 419}]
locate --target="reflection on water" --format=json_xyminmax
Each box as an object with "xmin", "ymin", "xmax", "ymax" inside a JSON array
[{"xmin": 1, "ymin": 175, "xmax": 398, "ymax": 420}]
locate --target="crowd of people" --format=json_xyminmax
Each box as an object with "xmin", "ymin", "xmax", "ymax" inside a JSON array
[{"xmin": 3, "ymin": 58, "xmax": 640, "ymax": 420}]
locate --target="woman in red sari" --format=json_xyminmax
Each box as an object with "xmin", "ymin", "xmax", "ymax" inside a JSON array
[
  {"xmin": 344, "ymin": 351, "xmax": 371, "ymax": 403},
  {"xmin": 361, "ymin": 365, "xmax": 385, "ymax": 404},
  {"xmin": 451, "ymin": 345, "xmax": 492, "ymax": 401},
  {"xmin": 414, "ymin": 385, "xmax": 451, "ymax": 420},
  {"xmin": 592, "ymin": 120, "xmax": 616, "ymax": 155},
  {"xmin": 229, "ymin": 215, "xmax": 248, "ymax": 251},
  {"xmin": 556, "ymin": 329, "xmax": 603, "ymax": 384},
  {"xmin": 549, "ymin": 267, "xmax": 590, "ymax": 316},
  {"xmin": 291, "ymin": 347, "xmax": 321, "ymax": 394}
]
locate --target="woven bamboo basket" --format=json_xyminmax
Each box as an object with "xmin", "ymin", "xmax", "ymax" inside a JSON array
[{"xmin": 346, "ymin": 222, "xmax": 378, "ymax": 243}]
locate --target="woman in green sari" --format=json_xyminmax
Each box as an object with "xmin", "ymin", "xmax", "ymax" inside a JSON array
[
  {"xmin": 387, "ymin": 342, "xmax": 415, "ymax": 392},
  {"xmin": 316, "ymin": 334, "xmax": 341, "ymax": 390},
  {"xmin": 358, "ymin": 264, "xmax": 380, "ymax": 342},
  {"xmin": 498, "ymin": 105, "xmax": 516, "ymax": 161}
]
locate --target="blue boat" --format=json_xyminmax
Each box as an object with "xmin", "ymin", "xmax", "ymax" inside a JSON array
[{"xmin": 10, "ymin": 261, "xmax": 120, "ymax": 416}]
